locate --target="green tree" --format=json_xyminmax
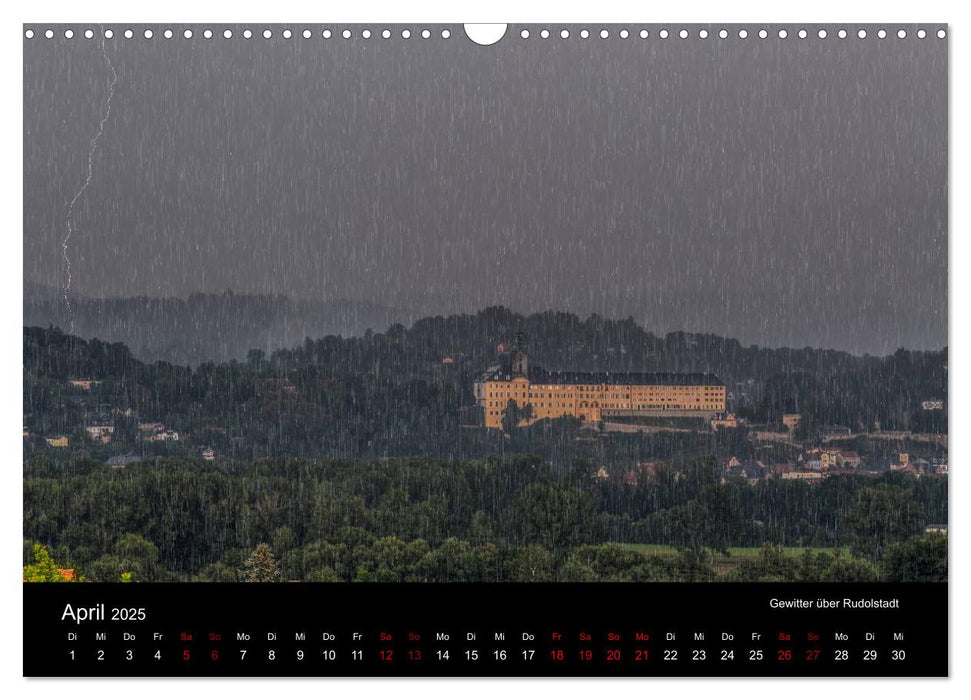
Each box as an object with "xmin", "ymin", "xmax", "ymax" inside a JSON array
[
  {"xmin": 881, "ymin": 533, "xmax": 947, "ymax": 582},
  {"xmin": 194, "ymin": 562, "xmax": 238, "ymax": 582},
  {"xmin": 501, "ymin": 400, "xmax": 534, "ymax": 434},
  {"xmin": 114, "ymin": 534, "xmax": 161, "ymax": 581},
  {"xmin": 23, "ymin": 543, "xmax": 73, "ymax": 582},
  {"xmin": 667, "ymin": 486, "xmax": 746, "ymax": 559},
  {"xmin": 271, "ymin": 526, "xmax": 297, "ymax": 555},
  {"xmin": 821, "ymin": 550, "xmax": 878, "ymax": 582},
  {"xmin": 733, "ymin": 544, "xmax": 792, "ymax": 582},
  {"xmin": 416, "ymin": 538, "xmax": 472, "ymax": 582},
  {"xmin": 468, "ymin": 510, "xmax": 495, "ymax": 546},
  {"xmin": 306, "ymin": 566, "xmax": 341, "ymax": 582},
  {"xmin": 508, "ymin": 483, "xmax": 600, "ymax": 552},
  {"xmin": 556, "ymin": 558, "xmax": 598, "ymax": 582},
  {"xmin": 795, "ymin": 548, "xmax": 834, "ymax": 583},
  {"xmin": 240, "ymin": 543, "xmax": 281, "ymax": 582},
  {"xmin": 507, "ymin": 544, "xmax": 554, "ymax": 582},
  {"xmin": 844, "ymin": 485, "xmax": 923, "ymax": 560}
]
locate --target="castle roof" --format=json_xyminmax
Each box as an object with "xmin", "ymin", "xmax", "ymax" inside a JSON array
[{"xmin": 479, "ymin": 363, "xmax": 723, "ymax": 387}]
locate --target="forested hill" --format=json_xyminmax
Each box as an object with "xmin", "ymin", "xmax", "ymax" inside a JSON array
[
  {"xmin": 23, "ymin": 286, "xmax": 413, "ymax": 365},
  {"xmin": 24, "ymin": 308, "xmax": 945, "ymax": 457}
]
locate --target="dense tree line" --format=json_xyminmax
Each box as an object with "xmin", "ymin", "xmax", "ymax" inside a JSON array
[
  {"xmin": 24, "ymin": 288, "xmax": 409, "ymax": 365},
  {"xmin": 24, "ymin": 455, "xmax": 946, "ymax": 583}
]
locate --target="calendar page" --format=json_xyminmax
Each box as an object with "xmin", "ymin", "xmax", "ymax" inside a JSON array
[{"xmin": 22, "ymin": 22, "xmax": 948, "ymax": 678}]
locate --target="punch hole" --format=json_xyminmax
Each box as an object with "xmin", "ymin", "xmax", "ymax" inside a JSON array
[{"xmin": 464, "ymin": 24, "xmax": 506, "ymax": 46}]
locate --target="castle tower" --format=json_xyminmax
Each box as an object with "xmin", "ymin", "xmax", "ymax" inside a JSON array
[{"xmin": 511, "ymin": 332, "xmax": 528, "ymax": 376}]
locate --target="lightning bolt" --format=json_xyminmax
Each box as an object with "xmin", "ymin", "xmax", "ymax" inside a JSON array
[{"xmin": 63, "ymin": 30, "xmax": 117, "ymax": 335}]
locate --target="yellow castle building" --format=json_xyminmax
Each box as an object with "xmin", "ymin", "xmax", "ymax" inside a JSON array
[{"xmin": 474, "ymin": 347, "xmax": 726, "ymax": 430}]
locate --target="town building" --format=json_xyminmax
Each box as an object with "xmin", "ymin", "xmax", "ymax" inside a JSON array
[
  {"xmin": 68, "ymin": 379, "xmax": 99, "ymax": 391},
  {"xmin": 717, "ymin": 456, "xmax": 742, "ymax": 470},
  {"xmin": 890, "ymin": 453, "xmax": 912, "ymax": 471},
  {"xmin": 105, "ymin": 452, "xmax": 145, "ymax": 468},
  {"xmin": 711, "ymin": 413, "xmax": 738, "ymax": 431},
  {"xmin": 819, "ymin": 425, "xmax": 852, "ymax": 439},
  {"xmin": 85, "ymin": 424, "xmax": 115, "ymax": 444},
  {"xmin": 805, "ymin": 447, "xmax": 862, "ymax": 471},
  {"xmin": 260, "ymin": 377, "xmax": 297, "ymax": 394},
  {"xmin": 147, "ymin": 429, "xmax": 180, "ymax": 442},
  {"xmin": 782, "ymin": 471, "xmax": 823, "ymax": 483},
  {"xmin": 766, "ymin": 463, "xmax": 794, "ymax": 478},
  {"xmin": 782, "ymin": 413, "xmax": 802, "ymax": 431},
  {"xmin": 474, "ymin": 346, "xmax": 726, "ymax": 430}
]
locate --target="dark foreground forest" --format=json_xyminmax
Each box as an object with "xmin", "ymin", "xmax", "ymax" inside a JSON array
[{"xmin": 24, "ymin": 455, "xmax": 946, "ymax": 583}]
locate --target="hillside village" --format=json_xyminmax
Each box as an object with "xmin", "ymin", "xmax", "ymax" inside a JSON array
[
  {"xmin": 30, "ymin": 372, "xmax": 948, "ymax": 486},
  {"xmin": 23, "ymin": 318, "xmax": 947, "ymax": 485}
]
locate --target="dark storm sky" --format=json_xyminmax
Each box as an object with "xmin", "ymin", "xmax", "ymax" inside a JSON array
[{"xmin": 23, "ymin": 24, "xmax": 947, "ymax": 355}]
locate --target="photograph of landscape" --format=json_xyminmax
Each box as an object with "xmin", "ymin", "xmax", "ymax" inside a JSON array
[{"xmin": 23, "ymin": 25, "xmax": 947, "ymax": 585}]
